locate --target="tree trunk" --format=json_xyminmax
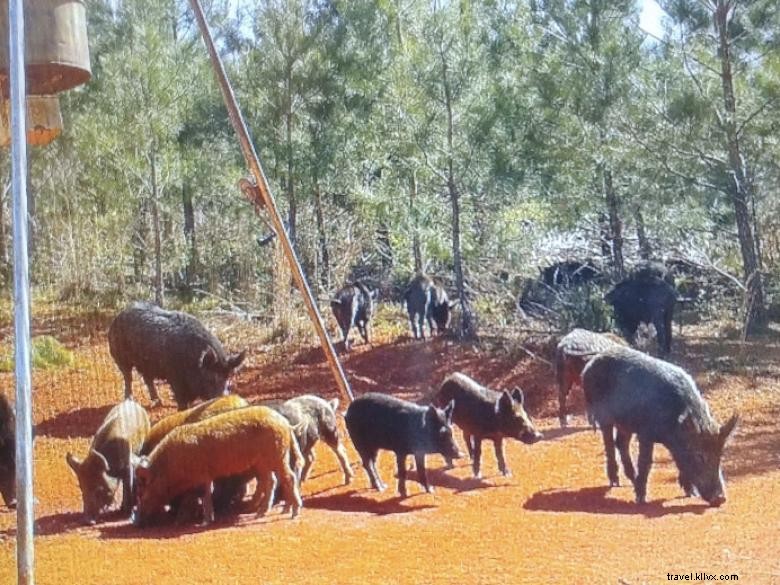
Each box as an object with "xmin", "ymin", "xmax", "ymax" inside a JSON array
[
  {"xmin": 603, "ymin": 166, "xmax": 625, "ymax": 279},
  {"xmin": 0, "ymin": 182, "xmax": 8, "ymax": 284},
  {"xmin": 634, "ymin": 205, "xmax": 652, "ymax": 260},
  {"xmin": 182, "ymin": 177, "xmax": 198, "ymax": 288},
  {"xmin": 133, "ymin": 199, "xmax": 149, "ymax": 284},
  {"xmin": 441, "ymin": 47, "xmax": 476, "ymax": 339},
  {"xmin": 714, "ymin": 0, "xmax": 767, "ymax": 334},
  {"xmin": 150, "ymin": 150, "xmax": 164, "ymax": 307},
  {"xmin": 377, "ymin": 222, "xmax": 393, "ymax": 275},
  {"xmin": 285, "ymin": 65, "xmax": 297, "ymax": 247},
  {"xmin": 314, "ymin": 180, "xmax": 330, "ymax": 291},
  {"xmin": 409, "ymin": 171, "xmax": 423, "ymax": 273}
]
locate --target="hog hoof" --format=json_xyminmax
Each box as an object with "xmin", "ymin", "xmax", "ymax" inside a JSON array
[
  {"xmin": 425, "ymin": 485, "xmax": 434, "ymax": 494},
  {"xmin": 559, "ymin": 416, "xmax": 569, "ymax": 428},
  {"xmin": 501, "ymin": 470, "xmax": 512, "ymax": 478},
  {"xmin": 609, "ymin": 479, "xmax": 620, "ymax": 488}
]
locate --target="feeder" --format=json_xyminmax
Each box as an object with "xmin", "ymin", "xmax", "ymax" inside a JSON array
[
  {"xmin": 0, "ymin": 0, "xmax": 91, "ymax": 97},
  {"xmin": 0, "ymin": 94, "xmax": 62, "ymax": 147}
]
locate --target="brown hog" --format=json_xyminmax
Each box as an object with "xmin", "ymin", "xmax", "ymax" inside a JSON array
[
  {"xmin": 66, "ymin": 399, "xmax": 150, "ymax": 525},
  {"xmin": 133, "ymin": 405, "xmax": 302, "ymax": 526},
  {"xmin": 555, "ymin": 328, "xmax": 627, "ymax": 428},
  {"xmin": 141, "ymin": 394, "xmax": 249, "ymax": 455},
  {"xmin": 433, "ymin": 372, "xmax": 542, "ymax": 478}
]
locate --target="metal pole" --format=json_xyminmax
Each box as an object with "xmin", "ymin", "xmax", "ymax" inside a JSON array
[
  {"xmin": 187, "ymin": 0, "xmax": 354, "ymax": 403},
  {"xmin": 8, "ymin": 0, "xmax": 34, "ymax": 582}
]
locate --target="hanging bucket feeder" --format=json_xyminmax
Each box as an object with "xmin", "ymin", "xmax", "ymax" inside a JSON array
[
  {"xmin": 0, "ymin": 0, "xmax": 91, "ymax": 97},
  {"xmin": 0, "ymin": 94, "xmax": 63, "ymax": 147}
]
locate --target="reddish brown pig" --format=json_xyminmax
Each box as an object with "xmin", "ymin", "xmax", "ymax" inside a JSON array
[
  {"xmin": 133, "ymin": 405, "xmax": 302, "ymax": 526},
  {"xmin": 141, "ymin": 394, "xmax": 249, "ymax": 455},
  {"xmin": 66, "ymin": 399, "xmax": 150, "ymax": 525},
  {"xmin": 555, "ymin": 328, "xmax": 627, "ymax": 427}
]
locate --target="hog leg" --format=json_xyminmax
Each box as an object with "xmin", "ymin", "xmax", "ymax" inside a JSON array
[
  {"xmin": 418, "ymin": 311, "xmax": 428, "ymax": 340},
  {"xmin": 615, "ymin": 429, "xmax": 636, "ymax": 483},
  {"xmin": 472, "ymin": 439, "xmax": 483, "ymax": 479},
  {"xmin": 278, "ymin": 461, "xmax": 303, "ymax": 518},
  {"xmin": 300, "ymin": 448, "xmax": 316, "ymax": 482},
  {"xmin": 359, "ymin": 319, "xmax": 371, "ymax": 345},
  {"xmin": 557, "ymin": 361, "xmax": 570, "ymax": 428},
  {"xmin": 324, "ymin": 437, "xmax": 354, "ymax": 485},
  {"xmin": 494, "ymin": 437, "xmax": 510, "ymax": 477},
  {"xmin": 414, "ymin": 454, "xmax": 432, "ymax": 493},
  {"xmin": 601, "ymin": 424, "xmax": 620, "ymax": 487},
  {"xmin": 359, "ymin": 448, "xmax": 385, "ymax": 491},
  {"xmin": 395, "ymin": 452, "xmax": 408, "ymax": 497},
  {"xmin": 634, "ymin": 439, "xmax": 654, "ymax": 504},
  {"xmin": 140, "ymin": 373, "xmax": 161, "ymax": 406},
  {"xmin": 250, "ymin": 471, "xmax": 277, "ymax": 517},
  {"xmin": 678, "ymin": 472, "xmax": 695, "ymax": 497},
  {"xmin": 120, "ymin": 453, "xmax": 134, "ymax": 515},
  {"xmin": 119, "ymin": 366, "xmax": 134, "ymax": 400},
  {"xmin": 202, "ymin": 483, "xmax": 215, "ymax": 525}
]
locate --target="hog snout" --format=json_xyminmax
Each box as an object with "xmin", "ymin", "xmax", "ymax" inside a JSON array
[
  {"xmin": 708, "ymin": 493, "xmax": 726, "ymax": 507},
  {"xmin": 521, "ymin": 430, "xmax": 543, "ymax": 444},
  {"xmin": 6, "ymin": 498, "xmax": 16, "ymax": 510}
]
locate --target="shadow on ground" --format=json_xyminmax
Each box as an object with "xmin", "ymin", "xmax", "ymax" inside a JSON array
[{"xmin": 523, "ymin": 486, "xmax": 710, "ymax": 517}]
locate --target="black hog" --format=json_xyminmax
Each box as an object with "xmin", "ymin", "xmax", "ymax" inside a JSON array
[
  {"xmin": 108, "ymin": 302, "xmax": 246, "ymax": 409},
  {"xmin": 583, "ymin": 347, "xmax": 738, "ymax": 506},
  {"xmin": 0, "ymin": 393, "xmax": 15, "ymax": 508},
  {"xmin": 330, "ymin": 282, "xmax": 377, "ymax": 351},
  {"xmin": 345, "ymin": 393, "xmax": 460, "ymax": 497},
  {"xmin": 433, "ymin": 373, "xmax": 542, "ymax": 478},
  {"xmin": 66, "ymin": 399, "xmax": 150, "ymax": 524},
  {"xmin": 554, "ymin": 328, "xmax": 627, "ymax": 427},
  {"xmin": 605, "ymin": 272, "xmax": 677, "ymax": 355},
  {"xmin": 266, "ymin": 395, "xmax": 353, "ymax": 485},
  {"xmin": 404, "ymin": 274, "xmax": 456, "ymax": 339}
]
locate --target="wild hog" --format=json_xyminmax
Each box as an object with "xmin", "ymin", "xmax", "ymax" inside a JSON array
[
  {"xmin": 605, "ymin": 270, "xmax": 677, "ymax": 355},
  {"xmin": 108, "ymin": 302, "xmax": 246, "ymax": 409},
  {"xmin": 345, "ymin": 393, "xmax": 460, "ymax": 497},
  {"xmin": 330, "ymin": 281, "xmax": 377, "ymax": 351},
  {"xmin": 133, "ymin": 405, "xmax": 302, "ymax": 526},
  {"xmin": 66, "ymin": 399, "xmax": 150, "ymax": 524},
  {"xmin": 0, "ymin": 393, "xmax": 16, "ymax": 508},
  {"xmin": 583, "ymin": 347, "xmax": 738, "ymax": 506},
  {"xmin": 141, "ymin": 394, "xmax": 249, "ymax": 455},
  {"xmin": 141, "ymin": 394, "xmax": 250, "ymax": 518},
  {"xmin": 433, "ymin": 373, "xmax": 542, "ymax": 478},
  {"xmin": 404, "ymin": 274, "xmax": 456, "ymax": 340},
  {"xmin": 266, "ymin": 395, "xmax": 353, "ymax": 485},
  {"xmin": 554, "ymin": 328, "xmax": 627, "ymax": 427}
]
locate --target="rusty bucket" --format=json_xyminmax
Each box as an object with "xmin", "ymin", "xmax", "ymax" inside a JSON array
[
  {"xmin": 0, "ymin": 94, "xmax": 63, "ymax": 147},
  {"xmin": 0, "ymin": 0, "xmax": 91, "ymax": 96}
]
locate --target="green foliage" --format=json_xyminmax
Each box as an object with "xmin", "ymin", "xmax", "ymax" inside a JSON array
[{"xmin": 0, "ymin": 336, "xmax": 75, "ymax": 373}]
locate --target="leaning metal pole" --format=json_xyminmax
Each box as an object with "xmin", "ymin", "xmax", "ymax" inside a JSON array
[
  {"xmin": 188, "ymin": 0, "xmax": 354, "ymax": 403},
  {"xmin": 8, "ymin": 0, "xmax": 35, "ymax": 583}
]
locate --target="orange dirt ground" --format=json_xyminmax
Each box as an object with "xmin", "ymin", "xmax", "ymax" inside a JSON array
[{"xmin": 1, "ymin": 321, "xmax": 780, "ymax": 584}]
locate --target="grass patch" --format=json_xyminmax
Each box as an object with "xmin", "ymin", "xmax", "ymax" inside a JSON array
[{"xmin": 0, "ymin": 335, "xmax": 75, "ymax": 372}]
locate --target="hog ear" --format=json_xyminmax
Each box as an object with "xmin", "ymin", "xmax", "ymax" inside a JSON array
[
  {"xmin": 66, "ymin": 452, "xmax": 82, "ymax": 475},
  {"xmin": 226, "ymin": 350, "xmax": 247, "ymax": 372},
  {"xmin": 719, "ymin": 414, "xmax": 739, "ymax": 445},
  {"xmin": 90, "ymin": 450, "xmax": 110, "ymax": 473},
  {"xmin": 496, "ymin": 391, "xmax": 513, "ymax": 414},
  {"xmin": 135, "ymin": 458, "xmax": 151, "ymax": 483},
  {"xmin": 199, "ymin": 347, "xmax": 219, "ymax": 370},
  {"xmin": 443, "ymin": 400, "xmax": 455, "ymax": 424},
  {"xmin": 329, "ymin": 398, "xmax": 340, "ymax": 413},
  {"xmin": 511, "ymin": 387, "xmax": 525, "ymax": 405}
]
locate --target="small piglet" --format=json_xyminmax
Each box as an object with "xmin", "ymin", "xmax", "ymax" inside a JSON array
[
  {"xmin": 66, "ymin": 399, "xmax": 150, "ymax": 525},
  {"xmin": 345, "ymin": 393, "xmax": 460, "ymax": 497},
  {"xmin": 434, "ymin": 372, "xmax": 542, "ymax": 478},
  {"xmin": 266, "ymin": 395, "xmax": 353, "ymax": 485}
]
